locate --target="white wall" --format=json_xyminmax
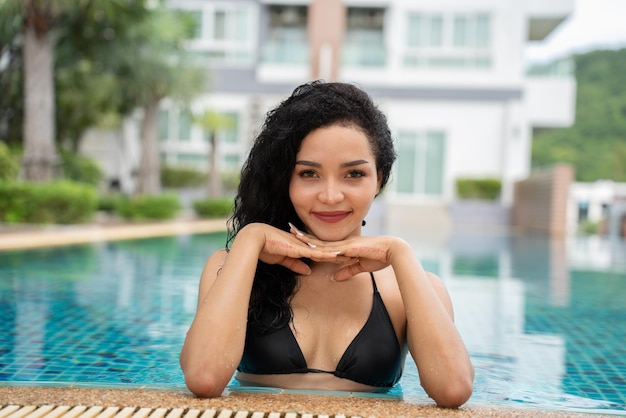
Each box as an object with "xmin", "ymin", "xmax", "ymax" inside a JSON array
[
  {"xmin": 384, "ymin": 99, "xmax": 508, "ymax": 202},
  {"xmin": 525, "ymin": 77, "xmax": 577, "ymax": 127}
]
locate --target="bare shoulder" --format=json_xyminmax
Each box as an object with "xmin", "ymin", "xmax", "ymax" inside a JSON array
[
  {"xmin": 375, "ymin": 268, "xmax": 454, "ymax": 319},
  {"xmin": 425, "ymin": 270, "xmax": 448, "ymax": 292}
]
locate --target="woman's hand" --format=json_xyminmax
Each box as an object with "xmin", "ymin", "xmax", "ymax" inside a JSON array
[
  {"xmin": 288, "ymin": 223, "xmax": 398, "ymax": 281},
  {"xmin": 242, "ymin": 223, "xmax": 340, "ymax": 275}
]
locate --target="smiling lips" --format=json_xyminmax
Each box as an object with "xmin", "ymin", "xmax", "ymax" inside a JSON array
[{"xmin": 312, "ymin": 211, "xmax": 351, "ymax": 223}]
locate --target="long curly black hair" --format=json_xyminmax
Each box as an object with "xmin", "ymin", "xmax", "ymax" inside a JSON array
[{"xmin": 226, "ymin": 80, "xmax": 396, "ymax": 332}]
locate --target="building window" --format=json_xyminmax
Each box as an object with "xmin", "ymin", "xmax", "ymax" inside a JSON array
[
  {"xmin": 404, "ymin": 12, "xmax": 491, "ymax": 69},
  {"xmin": 158, "ymin": 108, "xmax": 191, "ymax": 142},
  {"xmin": 178, "ymin": 110, "xmax": 192, "ymax": 141},
  {"xmin": 158, "ymin": 109, "xmax": 169, "ymax": 141},
  {"xmin": 262, "ymin": 5, "xmax": 308, "ymax": 64},
  {"xmin": 395, "ymin": 131, "xmax": 445, "ymax": 196},
  {"xmin": 342, "ymin": 7, "xmax": 386, "ymax": 67},
  {"xmin": 407, "ymin": 13, "xmax": 443, "ymax": 48},
  {"xmin": 175, "ymin": 3, "xmax": 255, "ymax": 66}
]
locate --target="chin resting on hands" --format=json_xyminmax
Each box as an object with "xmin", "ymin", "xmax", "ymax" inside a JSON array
[
  {"xmin": 287, "ymin": 223, "xmax": 411, "ymax": 281},
  {"xmin": 239, "ymin": 223, "xmax": 340, "ymax": 275}
]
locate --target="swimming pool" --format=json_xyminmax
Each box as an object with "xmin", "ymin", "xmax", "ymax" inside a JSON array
[{"xmin": 0, "ymin": 230, "xmax": 625, "ymax": 415}]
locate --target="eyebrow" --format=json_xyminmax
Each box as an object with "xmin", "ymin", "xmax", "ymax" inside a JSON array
[{"xmin": 295, "ymin": 159, "xmax": 370, "ymax": 168}]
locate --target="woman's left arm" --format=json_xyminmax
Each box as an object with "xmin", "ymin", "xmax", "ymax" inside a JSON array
[{"xmin": 386, "ymin": 238, "xmax": 474, "ymax": 408}]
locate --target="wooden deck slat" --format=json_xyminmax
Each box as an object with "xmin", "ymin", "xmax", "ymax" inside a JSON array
[
  {"xmin": 56, "ymin": 405, "xmax": 87, "ymax": 418},
  {"xmin": 22, "ymin": 404, "xmax": 54, "ymax": 418},
  {"xmin": 112, "ymin": 407, "xmax": 137, "ymax": 418},
  {"xmin": 78, "ymin": 406, "xmax": 104, "ymax": 418},
  {"xmin": 5, "ymin": 405, "xmax": 36, "ymax": 418},
  {"xmin": 164, "ymin": 409, "xmax": 184, "ymax": 418},
  {"xmin": 0, "ymin": 406, "xmax": 21, "ymax": 418},
  {"xmin": 96, "ymin": 407, "xmax": 119, "ymax": 418},
  {"xmin": 180, "ymin": 409, "xmax": 200, "ymax": 418},
  {"xmin": 127, "ymin": 409, "xmax": 151, "ymax": 418},
  {"xmin": 40, "ymin": 405, "xmax": 71, "ymax": 418},
  {"xmin": 0, "ymin": 406, "xmax": 370, "ymax": 418},
  {"xmin": 147, "ymin": 408, "xmax": 168, "ymax": 418}
]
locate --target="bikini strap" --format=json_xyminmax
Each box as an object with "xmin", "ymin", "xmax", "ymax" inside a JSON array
[{"xmin": 369, "ymin": 271, "xmax": 378, "ymax": 293}]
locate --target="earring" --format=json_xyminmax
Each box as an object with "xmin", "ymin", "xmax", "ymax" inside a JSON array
[{"xmin": 362, "ymin": 220, "xmax": 367, "ymax": 226}]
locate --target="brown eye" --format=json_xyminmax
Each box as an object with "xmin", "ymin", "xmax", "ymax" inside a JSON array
[
  {"xmin": 298, "ymin": 170, "xmax": 317, "ymax": 178},
  {"xmin": 346, "ymin": 170, "xmax": 365, "ymax": 178}
]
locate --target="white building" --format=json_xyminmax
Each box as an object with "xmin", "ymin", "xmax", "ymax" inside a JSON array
[
  {"xmin": 568, "ymin": 180, "xmax": 626, "ymax": 236},
  {"xmin": 89, "ymin": 0, "xmax": 577, "ymax": 228}
]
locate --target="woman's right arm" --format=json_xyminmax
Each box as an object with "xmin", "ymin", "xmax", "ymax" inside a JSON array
[{"xmin": 179, "ymin": 223, "xmax": 336, "ymax": 397}]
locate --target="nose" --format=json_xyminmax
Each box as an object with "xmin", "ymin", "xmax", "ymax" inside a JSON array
[{"xmin": 319, "ymin": 179, "xmax": 344, "ymax": 204}]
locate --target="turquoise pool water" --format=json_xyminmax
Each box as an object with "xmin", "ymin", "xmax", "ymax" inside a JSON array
[{"xmin": 0, "ymin": 231, "xmax": 625, "ymax": 415}]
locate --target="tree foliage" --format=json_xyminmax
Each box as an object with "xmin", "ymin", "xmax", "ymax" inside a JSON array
[
  {"xmin": 532, "ymin": 48, "xmax": 626, "ymax": 181},
  {"xmin": 0, "ymin": 0, "xmax": 206, "ymax": 192},
  {"xmin": 0, "ymin": 0, "xmax": 151, "ymax": 180}
]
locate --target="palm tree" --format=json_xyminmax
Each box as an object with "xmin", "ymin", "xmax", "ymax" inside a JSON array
[
  {"xmin": 0, "ymin": 0, "xmax": 148, "ymax": 181},
  {"xmin": 17, "ymin": 0, "xmax": 59, "ymax": 180},
  {"xmin": 0, "ymin": 1, "xmax": 205, "ymax": 190},
  {"xmin": 192, "ymin": 110, "xmax": 235, "ymax": 197},
  {"xmin": 112, "ymin": 8, "xmax": 205, "ymax": 195}
]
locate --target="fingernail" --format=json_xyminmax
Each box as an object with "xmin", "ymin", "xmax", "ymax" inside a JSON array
[
  {"xmin": 288, "ymin": 222, "xmax": 304, "ymax": 236},
  {"xmin": 331, "ymin": 251, "xmax": 342, "ymax": 255},
  {"xmin": 307, "ymin": 242, "xmax": 317, "ymax": 248}
]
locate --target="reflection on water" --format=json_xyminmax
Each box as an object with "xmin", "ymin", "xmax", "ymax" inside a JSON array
[
  {"xmin": 0, "ymin": 231, "xmax": 625, "ymax": 414},
  {"xmin": 399, "ymin": 230, "xmax": 626, "ymax": 413}
]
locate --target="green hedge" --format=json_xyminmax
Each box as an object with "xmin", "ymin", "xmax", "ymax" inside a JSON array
[
  {"xmin": 578, "ymin": 220, "xmax": 601, "ymax": 235},
  {"xmin": 221, "ymin": 170, "xmax": 240, "ymax": 193},
  {"xmin": 456, "ymin": 178, "xmax": 501, "ymax": 201},
  {"xmin": 0, "ymin": 181, "xmax": 97, "ymax": 224},
  {"xmin": 0, "ymin": 142, "xmax": 19, "ymax": 181},
  {"xmin": 116, "ymin": 194, "xmax": 181, "ymax": 220},
  {"xmin": 97, "ymin": 194, "xmax": 125, "ymax": 213},
  {"xmin": 161, "ymin": 166, "xmax": 206, "ymax": 188},
  {"xmin": 60, "ymin": 150, "xmax": 103, "ymax": 186},
  {"xmin": 193, "ymin": 197, "xmax": 233, "ymax": 218}
]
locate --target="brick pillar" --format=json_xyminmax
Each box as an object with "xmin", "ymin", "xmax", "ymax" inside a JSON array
[
  {"xmin": 511, "ymin": 164, "xmax": 575, "ymax": 236},
  {"xmin": 308, "ymin": 0, "xmax": 346, "ymax": 81}
]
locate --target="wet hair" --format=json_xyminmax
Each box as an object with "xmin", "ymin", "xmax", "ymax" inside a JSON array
[{"xmin": 226, "ymin": 80, "xmax": 396, "ymax": 332}]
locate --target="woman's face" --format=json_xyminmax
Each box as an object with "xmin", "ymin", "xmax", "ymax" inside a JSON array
[{"xmin": 288, "ymin": 123, "xmax": 381, "ymax": 241}]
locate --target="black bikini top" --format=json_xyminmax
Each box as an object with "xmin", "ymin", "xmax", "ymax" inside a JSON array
[{"xmin": 237, "ymin": 272, "xmax": 404, "ymax": 388}]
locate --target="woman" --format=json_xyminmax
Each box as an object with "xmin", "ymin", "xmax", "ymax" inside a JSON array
[{"xmin": 179, "ymin": 81, "xmax": 474, "ymax": 408}]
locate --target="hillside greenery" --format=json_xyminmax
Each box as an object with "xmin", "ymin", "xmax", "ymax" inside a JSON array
[{"xmin": 531, "ymin": 48, "xmax": 626, "ymax": 182}]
